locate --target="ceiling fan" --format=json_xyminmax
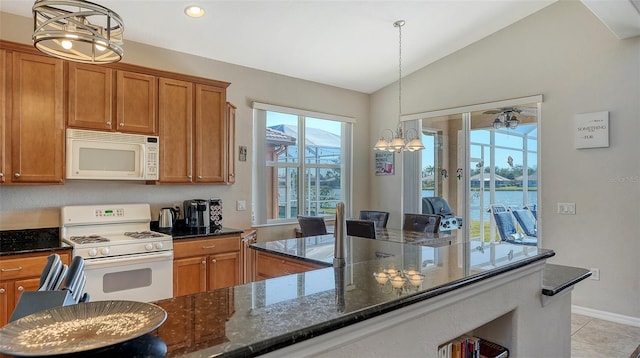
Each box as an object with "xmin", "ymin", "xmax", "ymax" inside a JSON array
[{"xmin": 483, "ymin": 107, "xmax": 535, "ymax": 129}]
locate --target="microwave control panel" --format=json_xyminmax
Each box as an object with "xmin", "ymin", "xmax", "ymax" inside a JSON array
[{"xmin": 145, "ymin": 137, "xmax": 159, "ymax": 180}]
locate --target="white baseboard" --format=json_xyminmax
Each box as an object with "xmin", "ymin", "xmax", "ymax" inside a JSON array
[{"xmin": 572, "ymin": 305, "xmax": 640, "ymax": 328}]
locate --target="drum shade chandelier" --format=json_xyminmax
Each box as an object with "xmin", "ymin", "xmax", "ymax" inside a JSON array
[
  {"xmin": 374, "ymin": 20, "xmax": 424, "ymax": 153},
  {"xmin": 32, "ymin": 0, "xmax": 124, "ymax": 64}
]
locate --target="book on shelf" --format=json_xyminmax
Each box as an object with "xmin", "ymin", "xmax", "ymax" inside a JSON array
[{"xmin": 438, "ymin": 335, "xmax": 508, "ymax": 358}]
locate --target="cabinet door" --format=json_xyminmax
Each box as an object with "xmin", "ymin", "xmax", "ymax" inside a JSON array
[
  {"xmin": 12, "ymin": 277, "xmax": 40, "ymax": 313},
  {"xmin": 173, "ymin": 256, "xmax": 207, "ymax": 297},
  {"xmin": 194, "ymin": 84, "xmax": 226, "ymax": 183},
  {"xmin": 0, "ymin": 49, "xmax": 6, "ymax": 184},
  {"xmin": 158, "ymin": 78, "xmax": 193, "ymax": 183},
  {"xmin": 68, "ymin": 63, "xmax": 114, "ymax": 130},
  {"xmin": 208, "ymin": 251, "xmax": 240, "ymax": 290},
  {"xmin": 11, "ymin": 52, "xmax": 64, "ymax": 184},
  {"xmin": 116, "ymin": 71, "xmax": 157, "ymax": 134},
  {"xmin": 0, "ymin": 281, "xmax": 9, "ymax": 326},
  {"xmin": 226, "ymin": 102, "xmax": 236, "ymax": 184}
]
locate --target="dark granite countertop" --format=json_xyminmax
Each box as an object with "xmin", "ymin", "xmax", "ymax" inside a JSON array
[
  {"xmin": 0, "ymin": 228, "xmax": 71, "ymax": 257},
  {"xmin": 152, "ymin": 238, "xmax": 554, "ymax": 357},
  {"xmin": 150, "ymin": 221, "xmax": 243, "ymax": 240},
  {"xmin": 251, "ymin": 228, "xmax": 457, "ymax": 267},
  {"xmin": 542, "ymin": 263, "xmax": 592, "ymax": 296}
]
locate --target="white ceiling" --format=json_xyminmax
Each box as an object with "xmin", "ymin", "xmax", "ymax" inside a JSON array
[{"xmin": 2, "ymin": 0, "xmax": 635, "ymax": 94}]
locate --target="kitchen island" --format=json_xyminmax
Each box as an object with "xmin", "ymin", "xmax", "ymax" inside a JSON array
[{"xmin": 149, "ymin": 234, "xmax": 569, "ymax": 357}]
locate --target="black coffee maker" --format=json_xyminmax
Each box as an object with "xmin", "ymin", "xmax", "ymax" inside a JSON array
[{"xmin": 183, "ymin": 199, "xmax": 210, "ymax": 228}]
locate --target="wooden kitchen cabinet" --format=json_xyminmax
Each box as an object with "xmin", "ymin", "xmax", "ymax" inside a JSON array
[
  {"xmin": 158, "ymin": 78, "xmax": 193, "ymax": 183},
  {"xmin": 254, "ymin": 251, "xmax": 326, "ymax": 281},
  {"xmin": 194, "ymin": 84, "xmax": 227, "ymax": 183},
  {"xmin": 173, "ymin": 235, "xmax": 241, "ymax": 297},
  {"xmin": 226, "ymin": 102, "xmax": 236, "ymax": 184},
  {"xmin": 116, "ymin": 70, "xmax": 157, "ymax": 134},
  {"xmin": 0, "ymin": 251, "xmax": 71, "ymax": 326},
  {"xmin": 68, "ymin": 63, "xmax": 114, "ymax": 130},
  {"xmin": 5, "ymin": 52, "xmax": 64, "ymax": 184},
  {"xmin": 0, "ymin": 49, "xmax": 6, "ymax": 184}
]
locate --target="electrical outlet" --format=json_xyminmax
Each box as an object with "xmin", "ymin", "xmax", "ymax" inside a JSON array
[
  {"xmin": 590, "ymin": 268, "xmax": 600, "ymax": 280},
  {"xmin": 557, "ymin": 202, "xmax": 576, "ymax": 215},
  {"xmin": 236, "ymin": 200, "xmax": 246, "ymax": 211}
]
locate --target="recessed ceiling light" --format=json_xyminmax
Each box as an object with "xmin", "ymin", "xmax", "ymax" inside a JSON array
[{"xmin": 184, "ymin": 5, "xmax": 205, "ymax": 18}]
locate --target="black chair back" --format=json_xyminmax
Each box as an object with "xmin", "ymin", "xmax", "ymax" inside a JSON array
[
  {"xmin": 297, "ymin": 215, "xmax": 328, "ymax": 237},
  {"xmin": 346, "ymin": 219, "xmax": 377, "ymax": 239},
  {"xmin": 358, "ymin": 210, "xmax": 390, "ymax": 228},
  {"xmin": 403, "ymin": 213, "xmax": 441, "ymax": 233}
]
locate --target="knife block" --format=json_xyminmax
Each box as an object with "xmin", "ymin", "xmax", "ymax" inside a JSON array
[{"xmin": 9, "ymin": 290, "xmax": 76, "ymax": 322}]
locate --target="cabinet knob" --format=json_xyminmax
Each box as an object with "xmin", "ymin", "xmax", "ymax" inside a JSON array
[
  {"xmin": 0, "ymin": 173, "xmax": 4, "ymax": 178},
  {"xmin": 119, "ymin": 122, "xmax": 124, "ymax": 127},
  {"xmin": 201, "ymin": 260, "xmax": 206, "ymax": 265},
  {"xmin": 229, "ymin": 173, "xmax": 235, "ymax": 177},
  {"xmin": 188, "ymin": 175, "xmax": 192, "ymax": 180},
  {"xmin": 14, "ymin": 173, "xmax": 20, "ymax": 178},
  {"xmin": 17, "ymin": 286, "xmax": 24, "ymax": 292},
  {"xmin": 211, "ymin": 259, "xmax": 217, "ymax": 264},
  {"xmin": 198, "ymin": 175, "xmax": 202, "ymax": 179},
  {"xmin": 106, "ymin": 121, "xmax": 111, "ymax": 126},
  {"xmin": 0, "ymin": 288, "xmax": 5, "ymax": 294}
]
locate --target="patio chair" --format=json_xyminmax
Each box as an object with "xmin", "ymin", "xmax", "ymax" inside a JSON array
[
  {"xmin": 403, "ymin": 213, "xmax": 441, "ymax": 233},
  {"xmin": 297, "ymin": 216, "xmax": 328, "ymax": 237},
  {"xmin": 346, "ymin": 219, "xmax": 377, "ymax": 239},
  {"xmin": 359, "ymin": 210, "xmax": 390, "ymax": 228},
  {"xmin": 511, "ymin": 208, "xmax": 537, "ymax": 238},
  {"xmin": 490, "ymin": 205, "xmax": 537, "ymax": 246},
  {"xmin": 524, "ymin": 204, "xmax": 537, "ymax": 220}
]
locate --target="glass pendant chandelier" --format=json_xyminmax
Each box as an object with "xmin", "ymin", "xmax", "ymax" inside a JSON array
[
  {"xmin": 374, "ymin": 20, "xmax": 425, "ymax": 153},
  {"xmin": 32, "ymin": 0, "xmax": 125, "ymax": 64}
]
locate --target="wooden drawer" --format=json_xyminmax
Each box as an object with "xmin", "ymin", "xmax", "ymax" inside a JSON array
[
  {"xmin": 173, "ymin": 235, "xmax": 240, "ymax": 259},
  {"xmin": 0, "ymin": 253, "xmax": 70, "ymax": 280}
]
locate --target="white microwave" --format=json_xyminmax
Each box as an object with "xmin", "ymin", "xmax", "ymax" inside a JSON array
[{"xmin": 66, "ymin": 129, "xmax": 159, "ymax": 181}]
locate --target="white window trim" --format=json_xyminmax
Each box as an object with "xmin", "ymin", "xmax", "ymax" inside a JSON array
[{"xmin": 252, "ymin": 103, "xmax": 353, "ymax": 226}]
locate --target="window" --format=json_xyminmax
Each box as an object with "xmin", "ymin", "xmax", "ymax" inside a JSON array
[{"xmin": 253, "ymin": 103, "xmax": 353, "ymax": 225}]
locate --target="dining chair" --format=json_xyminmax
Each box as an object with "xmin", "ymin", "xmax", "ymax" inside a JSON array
[
  {"xmin": 346, "ymin": 219, "xmax": 377, "ymax": 239},
  {"xmin": 297, "ymin": 215, "xmax": 328, "ymax": 237},
  {"xmin": 358, "ymin": 210, "xmax": 390, "ymax": 228},
  {"xmin": 402, "ymin": 213, "xmax": 441, "ymax": 233}
]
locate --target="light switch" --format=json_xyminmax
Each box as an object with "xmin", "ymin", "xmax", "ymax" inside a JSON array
[
  {"xmin": 557, "ymin": 202, "xmax": 576, "ymax": 215},
  {"xmin": 236, "ymin": 200, "xmax": 246, "ymax": 211}
]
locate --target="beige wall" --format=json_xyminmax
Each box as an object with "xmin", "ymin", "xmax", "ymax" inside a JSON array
[
  {"xmin": 370, "ymin": 0, "xmax": 639, "ymax": 319},
  {"xmin": 0, "ymin": 12, "xmax": 370, "ymax": 237}
]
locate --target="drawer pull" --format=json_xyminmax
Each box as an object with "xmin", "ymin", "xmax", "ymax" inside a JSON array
[
  {"xmin": 201, "ymin": 260, "xmax": 206, "ymax": 265},
  {"xmin": 0, "ymin": 288, "xmax": 5, "ymax": 294},
  {"xmin": 202, "ymin": 244, "xmax": 216, "ymax": 249},
  {"xmin": 17, "ymin": 286, "xmax": 24, "ymax": 292},
  {"xmin": 1, "ymin": 266, "xmax": 23, "ymax": 272},
  {"xmin": 211, "ymin": 259, "xmax": 217, "ymax": 264}
]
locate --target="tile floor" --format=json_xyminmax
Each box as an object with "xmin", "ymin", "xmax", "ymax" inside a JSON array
[{"xmin": 572, "ymin": 313, "xmax": 640, "ymax": 358}]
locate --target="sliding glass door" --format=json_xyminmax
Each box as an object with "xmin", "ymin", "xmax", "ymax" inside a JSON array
[{"xmin": 403, "ymin": 96, "xmax": 541, "ymax": 246}]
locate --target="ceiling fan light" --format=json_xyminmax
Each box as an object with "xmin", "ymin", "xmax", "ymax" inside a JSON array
[
  {"xmin": 492, "ymin": 117, "xmax": 503, "ymax": 129},
  {"xmin": 507, "ymin": 114, "xmax": 519, "ymax": 128}
]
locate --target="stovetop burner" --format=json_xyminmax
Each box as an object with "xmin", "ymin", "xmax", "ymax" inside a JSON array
[
  {"xmin": 70, "ymin": 235, "xmax": 109, "ymax": 244},
  {"xmin": 124, "ymin": 231, "xmax": 164, "ymax": 239}
]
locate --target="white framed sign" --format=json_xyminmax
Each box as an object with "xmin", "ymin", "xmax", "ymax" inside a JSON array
[{"xmin": 575, "ymin": 111, "xmax": 609, "ymax": 149}]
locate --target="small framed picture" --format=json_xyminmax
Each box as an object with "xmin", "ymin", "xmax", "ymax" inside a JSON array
[{"xmin": 375, "ymin": 152, "xmax": 394, "ymax": 176}]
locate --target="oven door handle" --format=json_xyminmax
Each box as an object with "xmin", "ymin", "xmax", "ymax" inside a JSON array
[{"xmin": 82, "ymin": 251, "xmax": 174, "ymax": 269}]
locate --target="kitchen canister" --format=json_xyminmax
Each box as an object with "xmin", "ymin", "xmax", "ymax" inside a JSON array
[{"xmin": 209, "ymin": 198, "xmax": 223, "ymax": 230}]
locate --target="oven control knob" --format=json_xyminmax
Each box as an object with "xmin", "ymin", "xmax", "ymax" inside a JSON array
[
  {"xmin": 154, "ymin": 242, "xmax": 164, "ymax": 250},
  {"xmin": 100, "ymin": 247, "xmax": 110, "ymax": 256},
  {"xmin": 88, "ymin": 248, "xmax": 98, "ymax": 257},
  {"xmin": 145, "ymin": 243, "xmax": 154, "ymax": 251}
]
